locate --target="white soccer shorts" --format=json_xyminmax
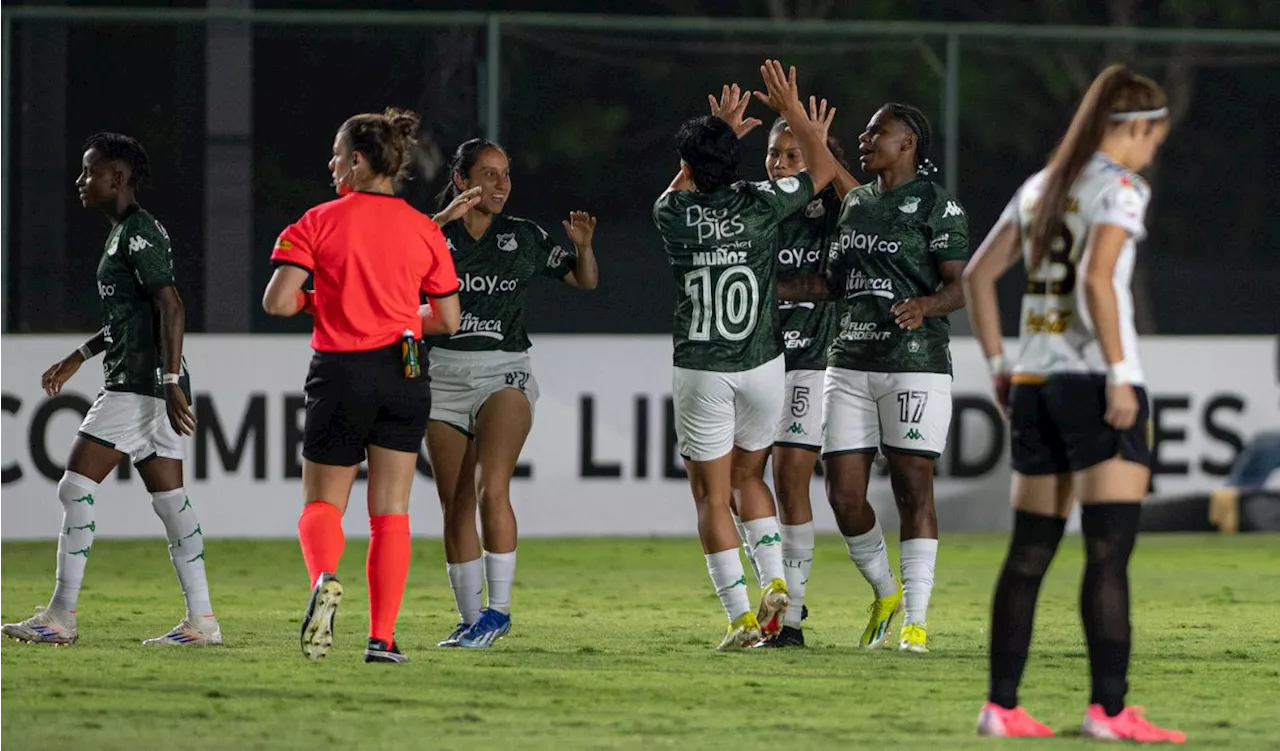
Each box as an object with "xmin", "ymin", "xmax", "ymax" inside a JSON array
[
  {"xmin": 78, "ymin": 390, "xmax": 186, "ymax": 464},
  {"xmin": 774, "ymin": 368, "xmax": 824, "ymax": 450},
  {"xmin": 823, "ymin": 368, "xmax": 953, "ymax": 458},
  {"xmin": 428, "ymin": 349, "xmax": 540, "ymax": 436},
  {"xmin": 672, "ymin": 354, "xmax": 785, "ymax": 462}
]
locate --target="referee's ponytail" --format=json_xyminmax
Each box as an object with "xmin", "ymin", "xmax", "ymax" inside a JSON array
[
  {"xmin": 436, "ymin": 138, "xmax": 506, "ymax": 210},
  {"xmin": 339, "ymin": 107, "xmax": 421, "ymax": 183}
]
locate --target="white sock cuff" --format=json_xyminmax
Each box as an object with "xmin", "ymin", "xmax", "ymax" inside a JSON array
[
  {"xmin": 844, "ymin": 519, "xmax": 885, "ymax": 549},
  {"xmin": 150, "ymin": 487, "xmax": 186, "ymax": 507},
  {"xmin": 901, "ymin": 538, "xmax": 939, "ymax": 555},
  {"xmin": 742, "ymin": 516, "xmax": 780, "ymax": 535},
  {"xmin": 483, "ymin": 550, "xmax": 516, "ymax": 564},
  {"xmin": 781, "ymin": 522, "xmax": 815, "ymax": 548},
  {"xmin": 58, "ymin": 471, "xmax": 98, "ymax": 496},
  {"xmin": 704, "ymin": 548, "xmax": 740, "ymax": 569}
]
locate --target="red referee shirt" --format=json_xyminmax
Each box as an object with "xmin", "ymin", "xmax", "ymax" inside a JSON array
[{"xmin": 271, "ymin": 192, "xmax": 459, "ymax": 352}]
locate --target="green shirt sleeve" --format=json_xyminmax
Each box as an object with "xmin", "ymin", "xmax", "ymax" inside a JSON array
[
  {"xmin": 124, "ymin": 217, "xmax": 176, "ymax": 294},
  {"xmin": 926, "ymin": 188, "xmax": 970, "ymax": 262}
]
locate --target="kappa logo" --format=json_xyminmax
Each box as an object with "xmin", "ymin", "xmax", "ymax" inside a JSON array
[
  {"xmin": 446, "ymin": 238, "xmax": 457, "ymax": 254},
  {"xmin": 942, "ymin": 200, "xmax": 965, "ymax": 218},
  {"xmin": 899, "ymin": 196, "xmax": 921, "ymax": 214},
  {"xmin": 128, "ymin": 235, "xmax": 153, "ymax": 254},
  {"xmin": 496, "ymin": 233, "xmax": 518, "ymax": 252},
  {"xmin": 786, "ymin": 422, "xmax": 806, "ymax": 435},
  {"xmin": 904, "ymin": 428, "xmax": 924, "ymax": 441},
  {"xmin": 846, "ymin": 193, "xmax": 862, "ymax": 207},
  {"xmin": 805, "ymin": 199, "xmax": 826, "ymax": 218}
]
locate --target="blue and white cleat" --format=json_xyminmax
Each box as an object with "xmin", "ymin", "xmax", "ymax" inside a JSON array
[
  {"xmin": 438, "ymin": 620, "xmax": 472, "ymax": 647},
  {"xmin": 2, "ymin": 607, "xmax": 78, "ymax": 645},
  {"xmin": 457, "ymin": 608, "xmax": 510, "ymax": 649},
  {"xmin": 143, "ymin": 616, "xmax": 223, "ymax": 646}
]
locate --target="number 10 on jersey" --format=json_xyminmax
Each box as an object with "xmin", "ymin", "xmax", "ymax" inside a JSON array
[{"xmin": 684, "ymin": 265, "xmax": 760, "ymax": 342}]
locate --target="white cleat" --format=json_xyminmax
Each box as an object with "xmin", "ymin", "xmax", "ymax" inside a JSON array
[
  {"xmin": 2, "ymin": 607, "xmax": 79, "ymax": 645},
  {"xmin": 300, "ymin": 573, "xmax": 343, "ymax": 661},
  {"xmin": 142, "ymin": 617, "xmax": 223, "ymax": 646}
]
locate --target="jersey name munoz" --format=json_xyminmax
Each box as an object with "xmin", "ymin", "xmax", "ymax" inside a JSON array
[
  {"xmin": 1002, "ymin": 152, "xmax": 1151, "ymax": 383},
  {"xmin": 776, "ymin": 187, "xmax": 842, "ymax": 371},
  {"xmin": 825, "ymin": 178, "xmax": 970, "ymax": 374},
  {"xmin": 654, "ymin": 172, "xmax": 817, "ymax": 373},
  {"xmin": 96, "ymin": 206, "xmax": 190, "ymax": 399},
  {"xmin": 428, "ymin": 214, "xmax": 578, "ymax": 353}
]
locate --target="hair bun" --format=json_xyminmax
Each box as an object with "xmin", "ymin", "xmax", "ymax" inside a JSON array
[{"xmin": 383, "ymin": 107, "xmax": 420, "ymax": 143}]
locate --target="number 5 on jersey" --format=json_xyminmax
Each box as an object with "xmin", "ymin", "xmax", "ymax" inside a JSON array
[{"xmin": 683, "ymin": 265, "xmax": 760, "ymax": 342}]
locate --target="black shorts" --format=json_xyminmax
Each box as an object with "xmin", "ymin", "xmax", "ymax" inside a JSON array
[
  {"xmin": 303, "ymin": 342, "xmax": 430, "ymax": 466},
  {"xmin": 1009, "ymin": 374, "xmax": 1151, "ymax": 476}
]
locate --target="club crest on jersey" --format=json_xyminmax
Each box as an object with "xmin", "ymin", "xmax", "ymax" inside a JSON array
[
  {"xmin": 777, "ymin": 176, "xmax": 802, "ymax": 194},
  {"xmin": 107, "ymin": 235, "xmax": 121, "ymax": 256},
  {"xmin": 908, "ymin": 340, "xmax": 922, "ymax": 353},
  {"xmin": 496, "ymin": 233, "xmax": 518, "ymax": 252},
  {"xmin": 804, "ymin": 199, "xmax": 826, "ymax": 218},
  {"xmin": 898, "ymin": 196, "xmax": 920, "ymax": 214}
]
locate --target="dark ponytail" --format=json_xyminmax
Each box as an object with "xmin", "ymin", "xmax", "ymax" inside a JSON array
[
  {"xmin": 436, "ymin": 137, "xmax": 506, "ymax": 210},
  {"xmin": 1028, "ymin": 64, "xmax": 1167, "ymax": 270},
  {"xmin": 883, "ymin": 103, "xmax": 937, "ymax": 178},
  {"xmin": 339, "ymin": 107, "xmax": 420, "ymax": 182}
]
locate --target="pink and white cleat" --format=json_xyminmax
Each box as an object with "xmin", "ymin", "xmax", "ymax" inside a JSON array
[
  {"xmin": 977, "ymin": 702, "xmax": 1055, "ymax": 737},
  {"xmin": 1081, "ymin": 705, "xmax": 1186, "ymax": 744}
]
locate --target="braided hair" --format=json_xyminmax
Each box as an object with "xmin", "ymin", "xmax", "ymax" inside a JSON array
[
  {"xmin": 882, "ymin": 103, "xmax": 938, "ymax": 178},
  {"xmin": 83, "ymin": 132, "xmax": 152, "ymax": 188}
]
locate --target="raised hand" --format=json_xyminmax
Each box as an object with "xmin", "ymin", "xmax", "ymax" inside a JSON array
[
  {"xmin": 434, "ymin": 186, "xmax": 483, "ymax": 225},
  {"xmin": 808, "ymin": 95, "xmax": 836, "ymax": 143},
  {"xmin": 563, "ymin": 211, "xmax": 597, "ymax": 249},
  {"xmin": 708, "ymin": 83, "xmax": 763, "ymax": 139},
  {"xmin": 753, "ymin": 60, "xmax": 803, "ymax": 115}
]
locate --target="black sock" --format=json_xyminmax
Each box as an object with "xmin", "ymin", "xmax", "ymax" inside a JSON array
[
  {"xmin": 1080, "ymin": 503, "xmax": 1141, "ymax": 718},
  {"xmin": 988, "ymin": 510, "xmax": 1066, "ymax": 710}
]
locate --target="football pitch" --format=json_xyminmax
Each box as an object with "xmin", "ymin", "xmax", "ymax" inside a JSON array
[{"xmin": 3, "ymin": 532, "xmax": 1277, "ymax": 750}]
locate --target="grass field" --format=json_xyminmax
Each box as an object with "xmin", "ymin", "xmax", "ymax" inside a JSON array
[{"xmin": 3, "ymin": 532, "xmax": 1278, "ymax": 750}]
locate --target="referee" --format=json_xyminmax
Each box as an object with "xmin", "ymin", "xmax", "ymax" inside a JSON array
[{"xmin": 263, "ymin": 107, "xmax": 462, "ymax": 664}]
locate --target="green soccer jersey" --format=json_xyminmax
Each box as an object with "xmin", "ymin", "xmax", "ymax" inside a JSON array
[
  {"xmin": 654, "ymin": 172, "xmax": 816, "ymax": 373},
  {"xmin": 428, "ymin": 214, "xmax": 578, "ymax": 353},
  {"xmin": 96, "ymin": 206, "xmax": 189, "ymax": 398},
  {"xmin": 826, "ymin": 178, "xmax": 970, "ymax": 374},
  {"xmin": 776, "ymin": 186, "xmax": 842, "ymax": 372}
]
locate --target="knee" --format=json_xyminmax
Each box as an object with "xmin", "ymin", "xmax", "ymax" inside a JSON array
[
  {"xmin": 58, "ymin": 471, "xmax": 98, "ymax": 506},
  {"xmin": 477, "ymin": 476, "xmax": 511, "ymax": 508},
  {"xmin": 826, "ymin": 480, "xmax": 866, "ymax": 513}
]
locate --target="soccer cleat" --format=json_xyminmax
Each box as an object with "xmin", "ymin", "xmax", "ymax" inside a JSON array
[
  {"xmin": 859, "ymin": 581, "xmax": 903, "ymax": 648},
  {"xmin": 437, "ymin": 621, "xmax": 472, "ymax": 648},
  {"xmin": 755, "ymin": 624, "xmax": 805, "ymax": 648},
  {"xmin": 976, "ymin": 702, "xmax": 1055, "ymax": 737},
  {"xmin": 898, "ymin": 622, "xmax": 928, "ymax": 653},
  {"xmin": 300, "ymin": 572, "xmax": 343, "ymax": 661},
  {"xmin": 755, "ymin": 578, "xmax": 790, "ymax": 639},
  {"xmin": 142, "ymin": 616, "xmax": 223, "ymax": 646},
  {"xmin": 1080, "ymin": 705, "xmax": 1186, "ymax": 744},
  {"xmin": 717, "ymin": 611, "xmax": 763, "ymax": 651},
  {"xmin": 1, "ymin": 607, "xmax": 78, "ymax": 645},
  {"xmin": 364, "ymin": 637, "xmax": 408, "ymax": 664},
  {"xmin": 458, "ymin": 608, "xmax": 511, "ymax": 649}
]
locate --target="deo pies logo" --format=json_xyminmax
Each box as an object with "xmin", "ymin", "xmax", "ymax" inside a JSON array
[{"xmin": 685, "ymin": 205, "xmax": 746, "ymax": 243}]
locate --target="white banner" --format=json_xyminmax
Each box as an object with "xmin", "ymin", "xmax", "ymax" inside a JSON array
[{"xmin": 2, "ymin": 335, "xmax": 1276, "ymax": 540}]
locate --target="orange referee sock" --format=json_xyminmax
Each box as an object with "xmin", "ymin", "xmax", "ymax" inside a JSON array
[
  {"xmin": 367, "ymin": 514, "xmax": 411, "ymax": 644},
  {"xmin": 298, "ymin": 501, "xmax": 345, "ymax": 587}
]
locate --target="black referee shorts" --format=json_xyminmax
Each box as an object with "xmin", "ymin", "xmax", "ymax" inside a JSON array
[
  {"xmin": 1009, "ymin": 374, "xmax": 1151, "ymax": 476},
  {"xmin": 303, "ymin": 341, "xmax": 430, "ymax": 466}
]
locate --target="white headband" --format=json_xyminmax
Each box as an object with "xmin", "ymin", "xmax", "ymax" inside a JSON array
[{"xmin": 1109, "ymin": 107, "xmax": 1169, "ymax": 122}]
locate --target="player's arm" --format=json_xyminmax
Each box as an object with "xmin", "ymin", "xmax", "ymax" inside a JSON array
[
  {"xmin": 804, "ymin": 96, "xmax": 859, "ymax": 199},
  {"xmin": 963, "ymin": 220, "xmax": 1022, "ymax": 366},
  {"xmin": 754, "ymin": 61, "xmax": 837, "ymax": 193},
  {"xmin": 40, "ymin": 327, "xmax": 108, "ymax": 397},
  {"xmin": 778, "ymin": 273, "xmax": 839, "ymax": 302},
  {"xmin": 419, "ymin": 224, "xmax": 462, "ymax": 335},
  {"xmin": 432, "ymin": 186, "xmax": 483, "ymax": 226},
  {"xmin": 561, "ymin": 212, "xmax": 598, "ymax": 290},
  {"xmin": 420, "ymin": 293, "xmax": 461, "ymax": 335},
  {"xmin": 892, "ymin": 194, "xmax": 972, "ymax": 329},
  {"xmin": 1083, "ymin": 225, "xmax": 1133, "ymax": 373},
  {"xmin": 126, "ymin": 224, "xmax": 197, "ymax": 435}
]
